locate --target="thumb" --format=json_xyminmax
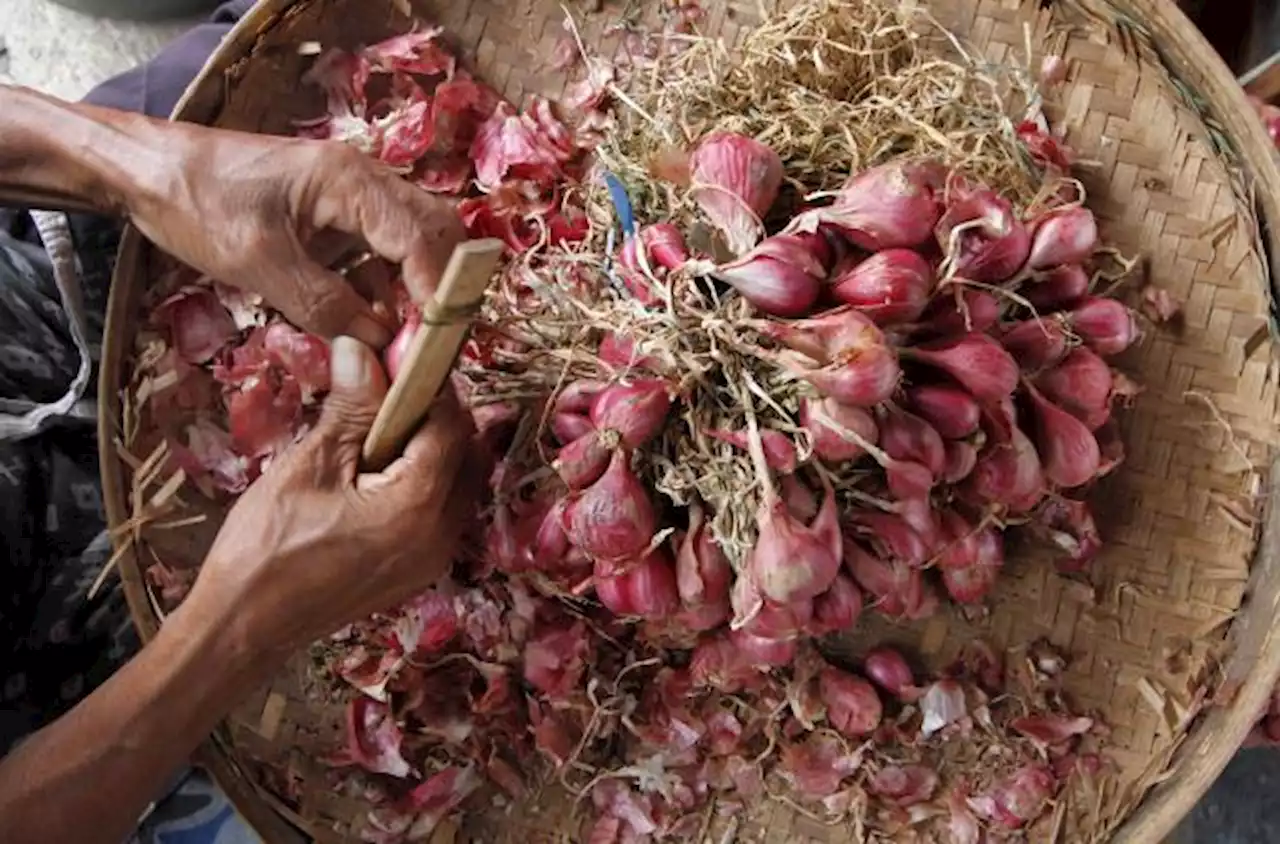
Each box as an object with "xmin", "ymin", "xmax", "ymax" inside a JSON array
[{"xmin": 317, "ymin": 336, "xmax": 389, "ymax": 471}]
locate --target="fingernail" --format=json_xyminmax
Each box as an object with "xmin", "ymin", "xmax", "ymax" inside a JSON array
[
  {"xmin": 347, "ymin": 312, "xmax": 393, "ymax": 349},
  {"xmin": 331, "ymin": 336, "xmax": 372, "ymax": 390}
]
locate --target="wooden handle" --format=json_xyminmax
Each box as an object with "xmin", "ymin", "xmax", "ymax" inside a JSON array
[{"xmin": 361, "ymin": 238, "xmax": 504, "ymax": 470}]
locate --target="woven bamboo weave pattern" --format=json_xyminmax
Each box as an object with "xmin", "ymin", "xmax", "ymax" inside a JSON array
[{"xmin": 96, "ymin": 0, "xmax": 1280, "ymax": 841}]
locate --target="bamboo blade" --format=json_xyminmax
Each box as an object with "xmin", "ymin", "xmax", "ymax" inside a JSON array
[{"xmin": 360, "ymin": 238, "xmax": 504, "ymax": 470}]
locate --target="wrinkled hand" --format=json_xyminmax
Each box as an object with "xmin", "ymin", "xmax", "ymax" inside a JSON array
[
  {"xmin": 125, "ymin": 128, "xmax": 465, "ymax": 347},
  {"xmin": 190, "ymin": 337, "xmax": 479, "ymax": 653}
]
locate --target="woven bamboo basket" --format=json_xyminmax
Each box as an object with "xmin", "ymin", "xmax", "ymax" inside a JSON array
[{"xmin": 98, "ymin": 0, "xmax": 1280, "ymax": 841}]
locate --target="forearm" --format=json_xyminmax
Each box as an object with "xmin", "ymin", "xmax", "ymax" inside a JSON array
[
  {"xmin": 0, "ymin": 84, "xmax": 165, "ymax": 215},
  {"xmin": 0, "ymin": 585, "xmax": 271, "ymax": 844}
]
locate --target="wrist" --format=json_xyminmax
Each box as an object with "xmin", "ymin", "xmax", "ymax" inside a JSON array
[{"xmin": 167, "ymin": 572, "xmax": 285, "ymax": 692}]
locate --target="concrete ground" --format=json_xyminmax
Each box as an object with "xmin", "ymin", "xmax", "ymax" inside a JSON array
[{"xmin": 1, "ymin": 0, "xmax": 1277, "ymax": 842}]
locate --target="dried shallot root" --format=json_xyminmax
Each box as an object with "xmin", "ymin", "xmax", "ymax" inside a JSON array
[{"xmin": 124, "ymin": 1, "xmax": 1143, "ymax": 840}]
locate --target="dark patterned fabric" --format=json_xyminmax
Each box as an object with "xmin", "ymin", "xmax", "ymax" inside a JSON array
[{"xmin": 1, "ymin": 3, "xmax": 264, "ymax": 841}]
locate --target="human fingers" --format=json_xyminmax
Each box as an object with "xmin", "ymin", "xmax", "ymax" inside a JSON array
[
  {"xmin": 358, "ymin": 387, "xmax": 472, "ymax": 496},
  {"xmin": 314, "ymin": 336, "xmax": 390, "ymax": 479}
]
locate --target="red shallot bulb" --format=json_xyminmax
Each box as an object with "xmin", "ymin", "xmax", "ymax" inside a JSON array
[
  {"xmin": 1017, "ymin": 120, "xmax": 1074, "ymax": 171},
  {"xmin": 999, "ymin": 317, "xmax": 1070, "ymax": 372},
  {"xmin": 690, "ymin": 131, "xmax": 783, "ymax": 255},
  {"xmin": 599, "ymin": 332, "xmax": 659, "ymax": 371},
  {"xmin": 1036, "ymin": 347, "xmax": 1113, "ymax": 429},
  {"xmin": 589, "ymin": 379, "xmax": 672, "ymax": 448},
  {"xmin": 935, "ymin": 182, "xmax": 1030, "ymax": 282},
  {"xmin": 781, "ymin": 344, "xmax": 901, "ymax": 407},
  {"xmin": 818, "ymin": 668, "xmax": 883, "ymax": 737},
  {"xmin": 903, "ymin": 333, "xmax": 1019, "ymax": 402},
  {"xmin": 915, "ymin": 288, "xmax": 1000, "ymax": 336},
  {"xmin": 763, "ymin": 306, "xmax": 885, "ymax": 363},
  {"xmin": 551, "ymin": 411, "xmax": 594, "ymax": 446},
  {"xmin": 847, "ymin": 511, "xmax": 931, "ymax": 568},
  {"xmin": 712, "ymin": 231, "xmax": 827, "ymax": 316},
  {"xmin": 555, "ymin": 379, "xmax": 608, "ymax": 414},
  {"xmin": 878, "ymin": 404, "xmax": 946, "ymax": 478},
  {"xmin": 1065, "ymin": 297, "xmax": 1140, "ymax": 357},
  {"xmin": 676, "ymin": 503, "xmax": 733, "ymax": 608},
  {"xmin": 1024, "ymin": 264, "xmax": 1089, "ymax": 311},
  {"xmin": 1033, "ymin": 496, "xmax": 1102, "ymax": 573},
  {"xmin": 1024, "ymin": 383, "xmax": 1101, "ymax": 489},
  {"xmin": 594, "ymin": 546, "xmax": 680, "ymax": 618},
  {"xmin": 808, "ymin": 574, "xmax": 863, "ymax": 636},
  {"xmin": 779, "ymin": 474, "xmax": 819, "ymax": 522},
  {"xmin": 966, "ymin": 427, "xmax": 1046, "ymax": 512},
  {"xmin": 638, "ymin": 223, "xmax": 689, "ymax": 270},
  {"xmin": 830, "ymin": 248, "xmax": 934, "ymax": 325},
  {"xmin": 905, "ymin": 384, "xmax": 980, "ymax": 440},
  {"xmin": 863, "ymin": 647, "xmax": 915, "ymax": 699},
  {"xmin": 742, "ymin": 595, "xmax": 813, "ymax": 641},
  {"xmin": 1026, "ymin": 206, "xmax": 1098, "ymax": 270},
  {"xmin": 533, "ymin": 497, "xmax": 573, "ymax": 569},
  {"xmin": 936, "ymin": 509, "xmax": 980, "ymax": 570},
  {"xmin": 553, "ymin": 431, "xmax": 613, "ymax": 490},
  {"xmin": 801, "ymin": 397, "xmax": 879, "ymax": 463},
  {"xmin": 941, "ymin": 559, "xmax": 1000, "ymax": 604},
  {"xmin": 567, "ymin": 449, "xmax": 656, "ymax": 559},
  {"xmin": 940, "ymin": 438, "xmax": 979, "ymax": 483},
  {"xmin": 707, "ymin": 427, "xmax": 798, "ymax": 473},
  {"xmin": 384, "ymin": 309, "xmax": 421, "ymax": 381},
  {"xmin": 729, "ymin": 627, "xmax": 797, "ymax": 668},
  {"xmin": 749, "ymin": 471, "xmax": 843, "ymax": 604},
  {"xmin": 796, "ymin": 159, "xmax": 947, "ymax": 250},
  {"xmin": 844, "ymin": 538, "xmax": 925, "ymax": 618}
]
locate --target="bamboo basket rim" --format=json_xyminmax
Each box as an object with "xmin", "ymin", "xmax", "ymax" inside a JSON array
[{"xmin": 96, "ymin": 0, "xmax": 1280, "ymax": 841}]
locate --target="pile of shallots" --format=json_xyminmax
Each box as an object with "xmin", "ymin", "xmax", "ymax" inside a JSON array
[{"xmin": 135, "ymin": 15, "xmax": 1133, "ymax": 844}]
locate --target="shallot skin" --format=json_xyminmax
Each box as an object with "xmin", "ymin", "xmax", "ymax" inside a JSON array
[{"xmin": 690, "ymin": 131, "xmax": 784, "ymax": 255}]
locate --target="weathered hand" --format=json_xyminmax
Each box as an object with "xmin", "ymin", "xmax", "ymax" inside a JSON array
[
  {"xmin": 191, "ymin": 336, "xmax": 479, "ymax": 654},
  {"xmin": 123, "ymin": 129, "xmax": 464, "ymax": 347}
]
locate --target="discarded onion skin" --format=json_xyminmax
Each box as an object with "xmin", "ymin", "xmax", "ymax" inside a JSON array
[
  {"xmin": 1036, "ymin": 347, "xmax": 1113, "ymax": 429},
  {"xmin": 1026, "ymin": 206, "xmax": 1098, "ymax": 270},
  {"xmin": 1034, "ymin": 496, "xmax": 1102, "ymax": 573},
  {"xmin": 675, "ymin": 503, "xmax": 733, "ymax": 609},
  {"xmin": 567, "ymin": 449, "xmax": 656, "ymax": 559},
  {"xmin": 590, "ymin": 379, "xmax": 672, "ymax": 448},
  {"xmin": 750, "ymin": 472, "xmax": 843, "ymax": 604},
  {"xmin": 903, "ymin": 333, "xmax": 1019, "ymax": 402},
  {"xmin": 690, "ymin": 131, "xmax": 784, "ymax": 255},
  {"xmin": 863, "ymin": 647, "xmax": 915, "ymax": 699},
  {"xmin": 690, "ymin": 635, "xmax": 761, "ymax": 691},
  {"xmin": 1065, "ymin": 297, "xmax": 1140, "ymax": 357},
  {"xmin": 905, "ymin": 384, "xmax": 981, "ymax": 440},
  {"xmin": 879, "ymin": 405, "xmax": 946, "ymax": 478},
  {"xmin": 967, "ymin": 427, "xmax": 1046, "ymax": 512},
  {"xmin": 830, "ymin": 248, "xmax": 934, "ymax": 325},
  {"xmin": 713, "ymin": 232, "xmax": 826, "ymax": 316},
  {"xmin": 808, "ymin": 574, "xmax": 864, "ymax": 636},
  {"xmin": 982, "ymin": 765, "xmax": 1058, "ymax": 829},
  {"xmin": 999, "ymin": 318, "xmax": 1070, "ymax": 372},
  {"xmin": 1023, "ymin": 264, "xmax": 1089, "ymax": 311},
  {"xmin": 915, "ymin": 289, "xmax": 1000, "ymax": 336},
  {"xmin": 794, "ymin": 159, "xmax": 947, "ymax": 250},
  {"xmin": 801, "ymin": 397, "xmax": 879, "ymax": 463},
  {"xmin": 1024, "ymin": 382, "xmax": 1101, "ymax": 489},
  {"xmin": 818, "ymin": 668, "xmax": 883, "ymax": 738},
  {"xmin": 935, "ymin": 182, "xmax": 1031, "ymax": 282}
]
